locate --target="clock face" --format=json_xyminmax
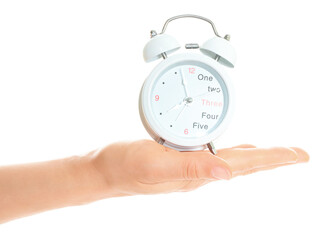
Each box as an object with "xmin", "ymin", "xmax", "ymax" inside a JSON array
[{"xmin": 150, "ymin": 61, "xmax": 229, "ymax": 140}]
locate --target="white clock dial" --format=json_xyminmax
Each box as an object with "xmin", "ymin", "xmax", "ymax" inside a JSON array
[{"xmin": 150, "ymin": 62, "xmax": 228, "ymax": 139}]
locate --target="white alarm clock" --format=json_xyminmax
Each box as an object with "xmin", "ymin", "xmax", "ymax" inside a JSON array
[{"xmin": 139, "ymin": 14, "xmax": 236, "ymax": 154}]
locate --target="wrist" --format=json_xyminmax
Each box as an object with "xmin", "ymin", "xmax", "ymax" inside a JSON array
[
  {"xmin": 66, "ymin": 152, "xmax": 111, "ymax": 205},
  {"xmin": 88, "ymin": 143, "xmax": 131, "ymax": 198}
]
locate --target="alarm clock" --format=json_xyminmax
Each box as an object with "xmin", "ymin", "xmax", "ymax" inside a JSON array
[{"xmin": 139, "ymin": 14, "xmax": 236, "ymax": 155}]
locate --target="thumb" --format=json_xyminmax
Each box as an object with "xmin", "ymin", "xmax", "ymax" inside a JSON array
[{"xmin": 162, "ymin": 150, "xmax": 232, "ymax": 181}]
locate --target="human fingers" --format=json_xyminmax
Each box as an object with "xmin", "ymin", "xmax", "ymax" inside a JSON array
[
  {"xmin": 290, "ymin": 147, "xmax": 309, "ymax": 163},
  {"xmin": 216, "ymin": 147, "xmax": 307, "ymax": 177},
  {"xmin": 256, "ymin": 147, "xmax": 310, "ymax": 171},
  {"xmin": 153, "ymin": 149, "xmax": 232, "ymax": 182},
  {"xmin": 136, "ymin": 179, "xmax": 212, "ymax": 194},
  {"xmin": 231, "ymin": 144, "xmax": 256, "ymax": 149}
]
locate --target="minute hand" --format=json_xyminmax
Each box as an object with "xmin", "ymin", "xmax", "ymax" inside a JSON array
[{"xmin": 192, "ymin": 91, "xmax": 213, "ymax": 101}]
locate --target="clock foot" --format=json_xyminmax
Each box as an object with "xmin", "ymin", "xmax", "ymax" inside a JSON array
[
  {"xmin": 157, "ymin": 138, "xmax": 165, "ymax": 145},
  {"xmin": 207, "ymin": 142, "xmax": 217, "ymax": 155}
]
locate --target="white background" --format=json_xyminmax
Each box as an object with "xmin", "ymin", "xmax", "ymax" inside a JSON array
[{"xmin": 0, "ymin": 0, "xmax": 334, "ymax": 239}]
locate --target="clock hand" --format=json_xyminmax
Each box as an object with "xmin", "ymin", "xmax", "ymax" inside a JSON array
[
  {"xmin": 166, "ymin": 92, "xmax": 213, "ymax": 115},
  {"xmin": 175, "ymin": 104, "xmax": 187, "ymax": 122},
  {"xmin": 166, "ymin": 100, "xmax": 185, "ymax": 114},
  {"xmin": 192, "ymin": 91, "xmax": 213, "ymax": 100},
  {"xmin": 180, "ymin": 68, "xmax": 190, "ymax": 97}
]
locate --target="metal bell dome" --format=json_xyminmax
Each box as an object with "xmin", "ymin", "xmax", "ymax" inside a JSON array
[
  {"xmin": 143, "ymin": 34, "xmax": 180, "ymax": 62},
  {"xmin": 200, "ymin": 36, "xmax": 236, "ymax": 68}
]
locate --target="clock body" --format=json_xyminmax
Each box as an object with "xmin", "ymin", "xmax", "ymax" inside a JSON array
[{"xmin": 139, "ymin": 52, "xmax": 234, "ymax": 151}]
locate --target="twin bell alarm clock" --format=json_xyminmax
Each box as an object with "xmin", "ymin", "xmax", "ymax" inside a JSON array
[{"xmin": 139, "ymin": 14, "xmax": 236, "ymax": 155}]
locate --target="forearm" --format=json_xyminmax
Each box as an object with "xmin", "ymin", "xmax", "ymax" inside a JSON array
[{"xmin": 0, "ymin": 152, "xmax": 108, "ymax": 223}]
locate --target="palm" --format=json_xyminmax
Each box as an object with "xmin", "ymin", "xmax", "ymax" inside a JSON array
[{"xmin": 93, "ymin": 140, "xmax": 308, "ymax": 196}]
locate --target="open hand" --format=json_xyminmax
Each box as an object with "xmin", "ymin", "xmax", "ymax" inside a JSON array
[
  {"xmin": 0, "ymin": 139, "xmax": 309, "ymax": 223},
  {"xmin": 90, "ymin": 140, "xmax": 309, "ymax": 197}
]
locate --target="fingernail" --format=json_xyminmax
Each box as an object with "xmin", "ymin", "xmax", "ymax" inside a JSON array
[
  {"xmin": 211, "ymin": 167, "xmax": 231, "ymax": 180},
  {"xmin": 290, "ymin": 147, "xmax": 310, "ymax": 163}
]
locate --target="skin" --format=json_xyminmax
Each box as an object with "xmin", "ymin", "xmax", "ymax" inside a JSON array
[{"xmin": 0, "ymin": 140, "xmax": 309, "ymax": 224}]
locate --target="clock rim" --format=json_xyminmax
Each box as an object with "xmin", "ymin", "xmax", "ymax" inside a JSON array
[{"xmin": 139, "ymin": 52, "xmax": 235, "ymax": 148}]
